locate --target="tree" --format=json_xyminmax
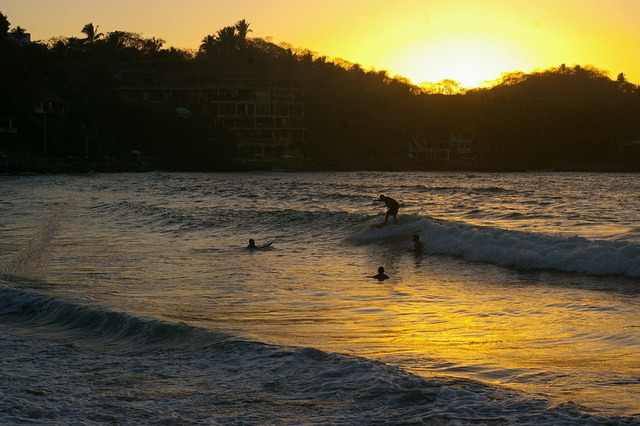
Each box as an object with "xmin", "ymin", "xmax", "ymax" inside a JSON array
[
  {"xmin": 81, "ymin": 23, "xmax": 103, "ymax": 44},
  {"xmin": 215, "ymin": 26, "xmax": 239, "ymax": 51},
  {"xmin": 199, "ymin": 25, "xmax": 241, "ymax": 58},
  {"xmin": 9, "ymin": 26, "xmax": 28, "ymax": 43},
  {"xmin": 235, "ymin": 19, "xmax": 252, "ymax": 50},
  {"xmin": 0, "ymin": 11, "xmax": 9, "ymax": 40},
  {"xmin": 496, "ymin": 71, "xmax": 527, "ymax": 86},
  {"xmin": 421, "ymin": 79, "xmax": 464, "ymax": 95},
  {"xmin": 104, "ymin": 31, "xmax": 145, "ymax": 50},
  {"xmin": 616, "ymin": 72, "xmax": 636, "ymax": 94},
  {"xmin": 235, "ymin": 19, "xmax": 252, "ymax": 40},
  {"xmin": 199, "ymin": 34, "xmax": 216, "ymax": 58},
  {"xmin": 144, "ymin": 37, "xmax": 165, "ymax": 54}
]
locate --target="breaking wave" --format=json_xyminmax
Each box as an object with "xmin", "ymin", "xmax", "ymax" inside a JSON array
[{"xmin": 352, "ymin": 215, "xmax": 640, "ymax": 277}]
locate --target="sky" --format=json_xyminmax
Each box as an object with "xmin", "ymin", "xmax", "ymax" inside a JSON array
[{"xmin": 3, "ymin": 0, "xmax": 640, "ymax": 88}]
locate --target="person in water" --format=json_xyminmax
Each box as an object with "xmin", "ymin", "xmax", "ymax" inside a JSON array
[
  {"xmin": 247, "ymin": 239, "xmax": 273, "ymax": 249},
  {"xmin": 372, "ymin": 266, "xmax": 389, "ymax": 281},
  {"xmin": 379, "ymin": 194, "xmax": 399, "ymax": 225},
  {"xmin": 413, "ymin": 234, "xmax": 424, "ymax": 252}
]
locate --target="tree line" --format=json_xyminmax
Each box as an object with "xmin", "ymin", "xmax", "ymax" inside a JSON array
[{"xmin": 1, "ymin": 11, "xmax": 640, "ymax": 171}]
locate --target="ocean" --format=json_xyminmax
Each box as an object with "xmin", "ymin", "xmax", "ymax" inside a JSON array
[{"xmin": 1, "ymin": 171, "xmax": 639, "ymax": 424}]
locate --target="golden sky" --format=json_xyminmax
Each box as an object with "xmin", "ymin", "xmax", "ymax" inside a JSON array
[{"xmin": 4, "ymin": 0, "xmax": 640, "ymax": 88}]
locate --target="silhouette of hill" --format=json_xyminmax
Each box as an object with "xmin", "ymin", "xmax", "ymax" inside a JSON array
[{"xmin": 1, "ymin": 13, "xmax": 639, "ymax": 173}]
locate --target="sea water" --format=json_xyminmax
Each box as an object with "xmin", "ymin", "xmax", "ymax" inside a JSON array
[{"xmin": 1, "ymin": 171, "xmax": 639, "ymax": 424}]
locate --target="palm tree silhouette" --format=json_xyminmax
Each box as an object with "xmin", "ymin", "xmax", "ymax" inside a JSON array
[
  {"xmin": 235, "ymin": 19, "xmax": 252, "ymax": 40},
  {"xmin": 199, "ymin": 34, "xmax": 216, "ymax": 59},
  {"xmin": 215, "ymin": 26, "xmax": 239, "ymax": 51},
  {"xmin": 144, "ymin": 37, "xmax": 165, "ymax": 54},
  {"xmin": 81, "ymin": 23, "xmax": 103, "ymax": 43},
  {"xmin": 235, "ymin": 19, "xmax": 251, "ymax": 50}
]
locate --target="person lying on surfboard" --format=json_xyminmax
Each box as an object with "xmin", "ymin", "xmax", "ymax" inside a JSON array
[
  {"xmin": 379, "ymin": 194, "xmax": 399, "ymax": 225},
  {"xmin": 247, "ymin": 239, "xmax": 273, "ymax": 249}
]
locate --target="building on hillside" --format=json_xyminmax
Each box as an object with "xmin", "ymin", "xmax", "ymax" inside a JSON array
[
  {"xmin": 449, "ymin": 128, "xmax": 487, "ymax": 159},
  {"xmin": 34, "ymin": 90, "xmax": 68, "ymax": 155},
  {"xmin": 0, "ymin": 118, "xmax": 17, "ymax": 134},
  {"xmin": 449, "ymin": 129, "xmax": 474, "ymax": 157},
  {"xmin": 7, "ymin": 31, "xmax": 31, "ymax": 45},
  {"xmin": 407, "ymin": 137, "xmax": 450, "ymax": 161},
  {"xmin": 34, "ymin": 90, "xmax": 67, "ymax": 116},
  {"xmin": 0, "ymin": 117, "xmax": 18, "ymax": 150},
  {"xmin": 119, "ymin": 85, "xmax": 306, "ymax": 161}
]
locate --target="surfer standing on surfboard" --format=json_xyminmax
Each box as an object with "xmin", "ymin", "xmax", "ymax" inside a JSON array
[{"xmin": 379, "ymin": 194, "xmax": 399, "ymax": 225}]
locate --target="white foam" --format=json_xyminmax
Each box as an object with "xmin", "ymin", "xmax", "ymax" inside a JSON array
[{"xmin": 354, "ymin": 216, "xmax": 640, "ymax": 277}]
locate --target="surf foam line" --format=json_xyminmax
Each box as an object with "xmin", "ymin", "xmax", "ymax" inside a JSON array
[
  {"xmin": 0, "ymin": 284, "xmax": 236, "ymax": 352},
  {"xmin": 355, "ymin": 216, "xmax": 640, "ymax": 277}
]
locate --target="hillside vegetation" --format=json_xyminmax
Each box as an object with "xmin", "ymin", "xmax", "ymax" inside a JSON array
[{"xmin": 2, "ymin": 14, "xmax": 639, "ymax": 172}]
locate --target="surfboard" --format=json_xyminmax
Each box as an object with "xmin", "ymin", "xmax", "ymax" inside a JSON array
[
  {"xmin": 369, "ymin": 222, "xmax": 386, "ymax": 228},
  {"xmin": 247, "ymin": 241, "xmax": 273, "ymax": 250}
]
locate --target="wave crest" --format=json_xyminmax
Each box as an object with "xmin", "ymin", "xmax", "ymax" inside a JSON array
[
  {"xmin": 353, "ymin": 216, "xmax": 640, "ymax": 277},
  {"xmin": 0, "ymin": 284, "xmax": 234, "ymax": 352}
]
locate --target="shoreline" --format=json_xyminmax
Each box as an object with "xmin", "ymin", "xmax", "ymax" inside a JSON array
[{"xmin": 1, "ymin": 151, "xmax": 639, "ymax": 175}]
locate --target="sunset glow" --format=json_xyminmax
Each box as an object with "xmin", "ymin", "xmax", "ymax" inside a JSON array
[
  {"xmin": 388, "ymin": 34, "xmax": 536, "ymax": 88},
  {"xmin": 3, "ymin": 0, "xmax": 640, "ymax": 87}
]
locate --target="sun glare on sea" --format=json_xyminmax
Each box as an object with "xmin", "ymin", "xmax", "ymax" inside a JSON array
[{"xmin": 390, "ymin": 34, "xmax": 534, "ymax": 88}]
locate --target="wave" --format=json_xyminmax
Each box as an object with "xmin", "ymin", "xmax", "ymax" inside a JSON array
[
  {"xmin": 392, "ymin": 182, "xmax": 520, "ymax": 195},
  {"xmin": 352, "ymin": 215, "xmax": 640, "ymax": 277},
  {"xmin": 92, "ymin": 201, "xmax": 201, "ymax": 233},
  {"xmin": 0, "ymin": 283, "xmax": 235, "ymax": 352},
  {"xmin": 92, "ymin": 199, "xmax": 372, "ymax": 237},
  {"xmin": 1, "ymin": 282, "xmax": 634, "ymax": 424}
]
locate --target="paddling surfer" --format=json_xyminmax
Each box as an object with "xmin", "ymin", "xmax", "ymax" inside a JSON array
[
  {"xmin": 247, "ymin": 239, "xmax": 273, "ymax": 249},
  {"xmin": 379, "ymin": 194, "xmax": 399, "ymax": 225}
]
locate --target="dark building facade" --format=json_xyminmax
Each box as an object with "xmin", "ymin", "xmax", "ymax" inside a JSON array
[{"xmin": 119, "ymin": 85, "xmax": 306, "ymax": 161}]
